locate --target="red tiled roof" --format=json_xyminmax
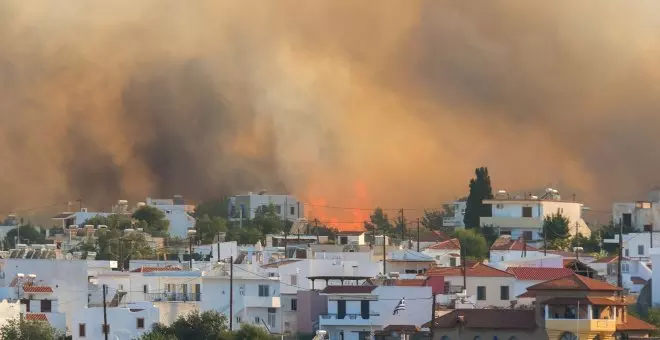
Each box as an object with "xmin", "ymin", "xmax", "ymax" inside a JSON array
[
  {"xmin": 427, "ymin": 309, "xmax": 536, "ymax": 330},
  {"xmin": 592, "ymin": 255, "xmax": 628, "ymax": 264},
  {"xmin": 426, "ymin": 238, "xmax": 461, "ymax": 250},
  {"xmin": 490, "ymin": 236, "xmax": 537, "ymax": 251},
  {"xmin": 427, "ymin": 263, "xmax": 513, "ymax": 278},
  {"xmin": 131, "ymin": 266, "xmax": 181, "ymax": 273},
  {"xmin": 631, "ymin": 276, "xmax": 648, "ymax": 285},
  {"xmin": 25, "ymin": 313, "xmax": 48, "ymax": 321},
  {"xmin": 320, "ymin": 285, "xmax": 377, "ymax": 294},
  {"xmin": 617, "ymin": 315, "xmax": 657, "ymax": 332},
  {"xmin": 517, "ymin": 291, "xmax": 535, "ymax": 298},
  {"xmin": 506, "ymin": 267, "xmax": 574, "ymax": 281},
  {"xmin": 394, "ymin": 279, "xmax": 427, "ymax": 287},
  {"xmin": 22, "ymin": 285, "xmax": 53, "ymax": 293},
  {"xmin": 526, "ymin": 273, "xmax": 621, "ymax": 292}
]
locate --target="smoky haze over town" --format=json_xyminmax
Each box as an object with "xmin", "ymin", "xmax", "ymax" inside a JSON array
[{"xmin": 2, "ymin": 1, "xmax": 660, "ymax": 215}]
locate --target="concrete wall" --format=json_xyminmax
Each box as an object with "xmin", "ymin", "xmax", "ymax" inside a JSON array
[
  {"xmin": 71, "ymin": 303, "xmax": 159, "ymax": 340},
  {"xmin": 297, "ymin": 290, "xmax": 327, "ymax": 333},
  {"xmin": 229, "ymin": 194, "xmax": 303, "ymax": 221},
  {"xmin": 0, "ymin": 300, "xmax": 19, "ymax": 329},
  {"xmin": 153, "ymin": 301, "xmax": 198, "ymax": 326},
  {"xmin": 442, "ymin": 275, "xmax": 515, "ymax": 308}
]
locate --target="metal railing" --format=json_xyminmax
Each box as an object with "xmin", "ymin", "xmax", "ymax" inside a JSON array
[
  {"xmin": 148, "ymin": 292, "xmax": 201, "ymax": 302},
  {"xmin": 320, "ymin": 313, "xmax": 380, "ymax": 320}
]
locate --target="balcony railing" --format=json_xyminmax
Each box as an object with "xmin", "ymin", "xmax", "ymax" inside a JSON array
[
  {"xmin": 320, "ymin": 313, "xmax": 380, "ymax": 320},
  {"xmin": 148, "ymin": 292, "xmax": 201, "ymax": 302}
]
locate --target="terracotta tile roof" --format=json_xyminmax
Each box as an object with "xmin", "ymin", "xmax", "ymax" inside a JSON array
[
  {"xmin": 25, "ymin": 313, "xmax": 48, "ymax": 321},
  {"xmin": 490, "ymin": 236, "xmax": 538, "ymax": 251},
  {"xmin": 320, "ymin": 285, "xmax": 377, "ymax": 294},
  {"xmin": 426, "ymin": 238, "xmax": 461, "ymax": 250},
  {"xmin": 394, "ymin": 279, "xmax": 427, "ymax": 287},
  {"xmin": 261, "ymin": 259, "xmax": 301, "ymax": 268},
  {"xmin": 382, "ymin": 325, "xmax": 419, "ymax": 332},
  {"xmin": 428, "ymin": 309, "xmax": 536, "ymax": 330},
  {"xmin": 526, "ymin": 273, "xmax": 621, "ymax": 292},
  {"xmin": 131, "ymin": 266, "xmax": 181, "ymax": 273},
  {"xmin": 617, "ymin": 315, "xmax": 657, "ymax": 332},
  {"xmin": 22, "ymin": 285, "xmax": 53, "ymax": 293},
  {"xmin": 517, "ymin": 291, "xmax": 535, "ymax": 298},
  {"xmin": 631, "ymin": 276, "xmax": 648, "ymax": 285},
  {"xmin": 592, "ymin": 255, "xmax": 628, "ymax": 264},
  {"xmin": 506, "ymin": 267, "xmax": 574, "ymax": 281},
  {"xmin": 427, "ymin": 263, "xmax": 513, "ymax": 278}
]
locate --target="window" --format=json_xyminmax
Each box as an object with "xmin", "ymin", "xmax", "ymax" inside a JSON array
[
  {"xmin": 268, "ymin": 308, "xmax": 276, "ymax": 328},
  {"xmin": 165, "ymin": 210, "xmax": 172, "ymax": 214},
  {"xmin": 79, "ymin": 324, "xmax": 86, "ymax": 337},
  {"xmin": 291, "ymin": 298, "xmax": 298, "ymax": 311},
  {"xmin": 638, "ymin": 245, "xmax": 645, "ymax": 255},
  {"xmin": 101, "ymin": 324, "xmax": 110, "ymax": 334},
  {"xmin": 522, "ymin": 207, "xmax": 533, "ymax": 218},
  {"xmin": 340, "ymin": 236, "xmax": 348, "ymax": 245},
  {"xmin": 523, "ymin": 231, "xmax": 533, "ymax": 241},
  {"xmin": 143, "ymin": 285, "xmax": 149, "ymax": 294},
  {"xmin": 41, "ymin": 299, "xmax": 52, "ymax": 313},
  {"xmin": 239, "ymin": 284, "xmax": 245, "ymax": 296},
  {"xmin": 449, "ymin": 257, "xmax": 457, "ymax": 267},
  {"xmin": 500, "ymin": 286, "xmax": 510, "ymax": 300},
  {"xmin": 290, "ymin": 275, "xmax": 298, "ymax": 286},
  {"xmin": 274, "ymin": 205, "xmax": 282, "ymax": 214},
  {"xmin": 254, "ymin": 316, "xmax": 261, "ymax": 324},
  {"xmin": 622, "ymin": 263, "xmax": 630, "ymax": 273},
  {"xmin": 625, "ymin": 249, "xmax": 630, "ymax": 257},
  {"xmin": 118, "ymin": 284, "xmax": 124, "ymax": 291},
  {"xmin": 496, "ymin": 204, "xmax": 504, "ymax": 209},
  {"xmin": 622, "ymin": 213, "xmax": 632, "ymax": 228},
  {"xmin": 136, "ymin": 318, "xmax": 145, "ymax": 329},
  {"xmin": 477, "ymin": 286, "xmax": 486, "ymax": 300},
  {"xmin": 258, "ymin": 285, "xmax": 270, "ymax": 297},
  {"xmin": 290, "ymin": 206, "xmax": 295, "ymax": 215},
  {"xmin": 236, "ymin": 316, "xmax": 242, "ymax": 323}
]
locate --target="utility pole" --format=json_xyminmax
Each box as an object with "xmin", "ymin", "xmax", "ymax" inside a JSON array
[
  {"xmin": 462, "ymin": 246, "xmax": 467, "ymax": 291},
  {"xmin": 416, "ymin": 218, "xmax": 421, "ymax": 252},
  {"xmin": 430, "ymin": 292, "xmax": 437, "ymax": 339},
  {"xmin": 189, "ymin": 235, "xmax": 193, "ymax": 270},
  {"xmin": 543, "ymin": 220, "xmax": 547, "ymax": 256},
  {"xmin": 399, "ymin": 209, "xmax": 405, "ymax": 243},
  {"xmin": 617, "ymin": 219, "xmax": 623, "ymax": 289},
  {"xmin": 102, "ymin": 284, "xmax": 109, "ymax": 340},
  {"xmin": 315, "ymin": 219, "xmax": 320, "ymax": 243},
  {"xmin": 229, "ymin": 255, "xmax": 234, "ymax": 331},
  {"xmin": 217, "ymin": 232, "xmax": 221, "ymax": 263},
  {"xmin": 575, "ymin": 222, "xmax": 580, "ymax": 261},
  {"xmin": 382, "ymin": 232, "xmax": 387, "ymax": 275}
]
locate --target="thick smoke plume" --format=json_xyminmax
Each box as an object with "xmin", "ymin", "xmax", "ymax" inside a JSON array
[{"xmin": 2, "ymin": 1, "xmax": 660, "ymax": 219}]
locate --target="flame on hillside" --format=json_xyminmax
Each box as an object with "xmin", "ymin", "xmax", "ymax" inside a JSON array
[{"xmin": 306, "ymin": 181, "xmax": 371, "ymax": 232}]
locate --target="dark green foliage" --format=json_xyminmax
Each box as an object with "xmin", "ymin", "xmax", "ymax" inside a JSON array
[
  {"xmin": 421, "ymin": 209, "xmax": 445, "ymax": 230},
  {"xmin": 196, "ymin": 215, "xmax": 228, "ymax": 244},
  {"xmin": 453, "ymin": 229, "xmax": 489, "ymax": 259},
  {"xmin": 570, "ymin": 232, "xmax": 601, "ymax": 253},
  {"xmin": 5, "ymin": 224, "xmax": 47, "ymax": 248},
  {"xmin": 193, "ymin": 198, "xmax": 229, "ymax": 219},
  {"xmin": 231, "ymin": 324, "xmax": 278, "ymax": 340},
  {"xmin": 368, "ymin": 207, "xmax": 393, "ymax": 235},
  {"xmin": 132, "ymin": 206, "xmax": 170, "ymax": 236},
  {"xmin": 0, "ymin": 318, "xmax": 67, "ymax": 340},
  {"xmin": 463, "ymin": 167, "xmax": 493, "ymax": 229},
  {"xmin": 541, "ymin": 213, "xmax": 571, "ymax": 250}
]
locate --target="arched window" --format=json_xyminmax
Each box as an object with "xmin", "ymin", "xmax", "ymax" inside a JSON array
[{"xmin": 559, "ymin": 332, "xmax": 578, "ymax": 340}]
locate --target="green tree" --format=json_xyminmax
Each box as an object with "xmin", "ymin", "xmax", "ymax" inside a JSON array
[
  {"xmin": 5, "ymin": 224, "xmax": 47, "ymax": 248},
  {"xmin": 95, "ymin": 228, "xmax": 156, "ymax": 262},
  {"xmin": 251, "ymin": 204, "xmax": 287, "ymax": 235},
  {"xmin": 193, "ymin": 198, "xmax": 229, "ymax": 219},
  {"xmin": 393, "ymin": 211, "xmax": 407, "ymax": 240},
  {"xmin": 232, "ymin": 324, "xmax": 277, "ymax": 340},
  {"xmin": 542, "ymin": 213, "xmax": 571, "ymax": 250},
  {"xmin": 453, "ymin": 229, "xmax": 488, "ymax": 259},
  {"xmin": 140, "ymin": 311, "xmax": 230, "ymax": 340},
  {"xmin": 83, "ymin": 214, "xmax": 132, "ymax": 230},
  {"xmin": 226, "ymin": 227, "xmax": 263, "ymax": 245},
  {"xmin": 571, "ymin": 232, "xmax": 601, "ymax": 253},
  {"xmin": 421, "ymin": 209, "xmax": 444, "ymax": 230},
  {"xmin": 0, "ymin": 318, "xmax": 66, "ymax": 340},
  {"xmin": 368, "ymin": 207, "xmax": 393, "ymax": 235},
  {"xmin": 463, "ymin": 167, "xmax": 493, "ymax": 229},
  {"xmin": 133, "ymin": 206, "xmax": 170, "ymax": 236},
  {"xmin": 196, "ymin": 215, "xmax": 228, "ymax": 244}
]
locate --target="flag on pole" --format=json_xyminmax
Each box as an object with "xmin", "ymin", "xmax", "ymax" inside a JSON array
[{"xmin": 393, "ymin": 297, "xmax": 406, "ymax": 315}]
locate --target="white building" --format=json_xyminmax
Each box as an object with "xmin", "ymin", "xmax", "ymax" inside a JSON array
[
  {"xmin": 481, "ymin": 188, "xmax": 591, "ymax": 240},
  {"xmin": 71, "ymin": 302, "xmax": 159, "ymax": 340},
  {"xmin": 19, "ymin": 283, "xmax": 67, "ymax": 332},
  {"xmin": 145, "ymin": 196, "xmax": 196, "ymax": 238},
  {"xmin": 318, "ymin": 284, "xmax": 432, "ymax": 340},
  {"xmin": 604, "ymin": 232, "xmax": 660, "ymax": 260},
  {"xmin": 612, "ymin": 188, "xmax": 660, "ymax": 231},
  {"xmin": 422, "ymin": 238, "xmax": 461, "ymax": 267},
  {"xmin": 489, "ymin": 235, "xmax": 541, "ymax": 263},
  {"xmin": 228, "ymin": 192, "xmax": 304, "ymax": 221},
  {"xmin": 442, "ymin": 200, "xmax": 467, "ymax": 228},
  {"xmin": 649, "ymin": 248, "xmax": 660, "ymax": 306}
]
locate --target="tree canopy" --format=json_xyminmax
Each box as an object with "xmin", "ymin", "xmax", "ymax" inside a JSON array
[
  {"xmin": 542, "ymin": 213, "xmax": 571, "ymax": 250},
  {"xmin": 196, "ymin": 215, "xmax": 228, "ymax": 244},
  {"xmin": 139, "ymin": 311, "xmax": 276, "ymax": 340},
  {"xmin": 453, "ymin": 229, "xmax": 489, "ymax": 259},
  {"xmin": 421, "ymin": 209, "xmax": 445, "ymax": 230},
  {"xmin": 193, "ymin": 198, "xmax": 229, "ymax": 219},
  {"xmin": 0, "ymin": 318, "xmax": 66, "ymax": 340},
  {"xmin": 132, "ymin": 206, "xmax": 170, "ymax": 236},
  {"xmin": 367, "ymin": 207, "xmax": 393, "ymax": 235},
  {"xmin": 5, "ymin": 224, "xmax": 46, "ymax": 248},
  {"xmin": 463, "ymin": 167, "xmax": 493, "ymax": 229}
]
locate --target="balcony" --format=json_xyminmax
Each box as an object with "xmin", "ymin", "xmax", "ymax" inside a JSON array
[
  {"xmin": 319, "ymin": 313, "xmax": 381, "ymax": 326},
  {"xmin": 243, "ymin": 296, "xmax": 281, "ymax": 308},
  {"xmin": 546, "ymin": 319, "xmax": 616, "ymax": 333},
  {"xmin": 148, "ymin": 292, "xmax": 201, "ymax": 302},
  {"xmin": 480, "ymin": 216, "xmax": 542, "ymax": 229}
]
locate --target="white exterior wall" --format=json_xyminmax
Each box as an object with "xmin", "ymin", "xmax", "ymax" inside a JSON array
[
  {"xmin": 488, "ymin": 255, "xmax": 564, "ymax": 270},
  {"xmin": 71, "ymin": 303, "xmax": 159, "ymax": 340},
  {"xmin": 443, "ymin": 201, "xmax": 466, "ymax": 227},
  {"xmin": 490, "ymin": 250, "xmax": 542, "ymax": 263},
  {"xmin": 146, "ymin": 198, "xmax": 195, "ymax": 238},
  {"xmin": 2, "ymin": 259, "xmax": 87, "ymax": 333},
  {"xmin": 274, "ymin": 258, "xmax": 380, "ymax": 294},
  {"xmin": 604, "ymin": 233, "xmax": 660, "ymax": 259},
  {"xmin": 193, "ymin": 241, "xmax": 238, "ymax": 262},
  {"xmin": 336, "ymin": 234, "xmax": 365, "ymax": 245},
  {"xmin": 422, "ymin": 248, "xmax": 460, "ymax": 267},
  {"xmin": 441, "ymin": 275, "xmax": 515, "ymax": 308},
  {"xmin": 229, "ymin": 194, "xmax": 303, "ymax": 221},
  {"xmin": 153, "ymin": 301, "xmax": 199, "ymax": 326},
  {"xmin": 320, "ymin": 286, "xmax": 432, "ymax": 340},
  {"xmin": 280, "ymin": 294, "xmax": 298, "ymax": 334}
]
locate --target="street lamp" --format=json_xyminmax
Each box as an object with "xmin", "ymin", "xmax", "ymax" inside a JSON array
[{"xmin": 187, "ymin": 229, "xmax": 197, "ymax": 270}]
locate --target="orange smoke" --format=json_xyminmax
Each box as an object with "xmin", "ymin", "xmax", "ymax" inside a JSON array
[{"xmin": 306, "ymin": 181, "xmax": 371, "ymax": 232}]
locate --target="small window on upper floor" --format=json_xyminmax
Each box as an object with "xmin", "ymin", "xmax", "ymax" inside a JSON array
[
  {"xmin": 625, "ymin": 249, "xmax": 630, "ymax": 257},
  {"xmin": 638, "ymin": 245, "xmax": 645, "ymax": 255},
  {"xmin": 258, "ymin": 285, "xmax": 270, "ymax": 297},
  {"xmin": 79, "ymin": 323, "xmax": 86, "ymax": 338},
  {"xmin": 290, "ymin": 275, "xmax": 298, "ymax": 286},
  {"xmin": 522, "ymin": 207, "xmax": 533, "ymax": 218},
  {"xmin": 165, "ymin": 210, "xmax": 172, "ymax": 214},
  {"xmin": 136, "ymin": 318, "xmax": 145, "ymax": 329},
  {"xmin": 290, "ymin": 206, "xmax": 295, "ymax": 215}
]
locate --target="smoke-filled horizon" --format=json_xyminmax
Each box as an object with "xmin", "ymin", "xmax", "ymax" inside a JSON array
[{"xmin": 2, "ymin": 1, "xmax": 660, "ymax": 217}]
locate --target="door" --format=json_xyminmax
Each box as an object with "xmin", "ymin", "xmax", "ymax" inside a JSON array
[
  {"xmin": 361, "ymin": 300, "xmax": 370, "ymax": 319},
  {"xmin": 337, "ymin": 300, "xmax": 346, "ymax": 319}
]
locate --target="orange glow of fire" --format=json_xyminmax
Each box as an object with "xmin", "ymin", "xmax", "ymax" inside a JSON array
[{"xmin": 306, "ymin": 181, "xmax": 371, "ymax": 232}]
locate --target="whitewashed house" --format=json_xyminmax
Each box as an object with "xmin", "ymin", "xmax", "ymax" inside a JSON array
[
  {"xmin": 612, "ymin": 188, "xmax": 660, "ymax": 231},
  {"xmin": 604, "ymin": 233, "xmax": 660, "ymax": 260},
  {"xmin": 228, "ymin": 193, "xmax": 304, "ymax": 221},
  {"xmin": 318, "ymin": 283, "xmax": 432, "ymax": 340},
  {"xmin": 427, "ymin": 262, "xmax": 516, "ymax": 308},
  {"xmin": 588, "ymin": 256, "xmax": 635, "ymax": 292},
  {"xmin": 71, "ymin": 302, "xmax": 159, "ymax": 340},
  {"xmin": 19, "ymin": 283, "xmax": 67, "ymax": 332},
  {"xmin": 481, "ymin": 188, "xmax": 590, "ymax": 240},
  {"xmin": 489, "ymin": 235, "xmax": 540, "ymax": 263},
  {"xmin": 145, "ymin": 196, "xmax": 196, "ymax": 238},
  {"xmin": 442, "ymin": 200, "xmax": 467, "ymax": 228},
  {"xmin": 387, "ymin": 251, "xmax": 435, "ymax": 275},
  {"xmin": 422, "ymin": 238, "xmax": 461, "ymax": 267}
]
